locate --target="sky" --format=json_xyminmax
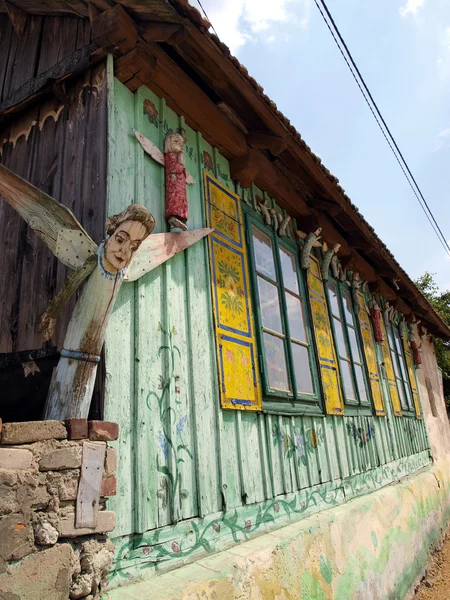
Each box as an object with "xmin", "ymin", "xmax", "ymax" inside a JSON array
[{"xmin": 191, "ymin": 0, "xmax": 450, "ymax": 292}]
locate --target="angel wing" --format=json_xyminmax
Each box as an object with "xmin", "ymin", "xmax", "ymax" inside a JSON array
[
  {"xmin": 125, "ymin": 228, "xmax": 213, "ymax": 282},
  {"xmin": 0, "ymin": 164, "xmax": 97, "ymax": 269},
  {"xmin": 134, "ymin": 130, "xmax": 195, "ymax": 184}
]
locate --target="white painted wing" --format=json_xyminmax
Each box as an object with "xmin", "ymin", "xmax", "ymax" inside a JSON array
[
  {"xmin": 134, "ymin": 129, "xmax": 165, "ymax": 166},
  {"xmin": 134, "ymin": 129, "xmax": 196, "ymax": 184},
  {"xmin": 125, "ymin": 228, "xmax": 213, "ymax": 282},
  {"xmin": 0, "ymin": 164, "xmax": 97, "ymax": 269}
]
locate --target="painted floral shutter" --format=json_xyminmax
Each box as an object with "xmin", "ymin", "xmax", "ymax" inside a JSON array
[
  {"xmin": 356, "ymin": 293, "xmax": 385, "ymax": 416},
  {"xmin": 379, "ymin": 318, "xmax": 402, "ymax": 417},
  {"xmin": 204, "ymin": 171, "xmax": 262, "ymax": 411},
  {"xmin": 401, "ymin": 326, "xmax": 422, "ymax": 419},
  {"xmin": 306, "ymin": 254, "xmax": 344, "ymax": 415}
]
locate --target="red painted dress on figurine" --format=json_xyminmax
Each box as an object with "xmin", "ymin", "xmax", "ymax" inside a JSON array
[
  {"xmin": 165, "ymin": 151, "xmax": 188, "ymax": 223},
  {"xmin": 370, "ymin": 305, "xmax": 384, "ymax": 343}
]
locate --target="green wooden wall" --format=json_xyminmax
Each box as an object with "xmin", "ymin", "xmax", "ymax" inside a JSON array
[{"xmin": 103, "ymin": 57, "xmax": 430, "ymax": 586}]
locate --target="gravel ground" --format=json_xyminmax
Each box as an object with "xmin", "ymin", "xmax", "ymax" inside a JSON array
[{"xmin": 414, "ymin": 535, "xmax": 450, "ymax": 600}]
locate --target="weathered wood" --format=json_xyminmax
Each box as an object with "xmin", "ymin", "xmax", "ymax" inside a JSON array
[
  {"xmin": 76, "ymin": 441, "xmax": 106, "ymax": 528},
  {"xmin": 139, "ymin": 21, "xmax": 184, "ymax": 43},
  {"xmin": 92, "ymin": 4, "xmax": 138, "ymax": 55},
  {"xmin": 114, "ymin": 43, "xmax": 156, "ymax": 91},
  {"xmin": 0, "ymin": 42, "xmax": 101, "ymax": 120},
  {"xmin": 246, "ymin": 132, "xmax": 287, "ymax": 156},
  {"xmin": 229, "ymin": 149, "xmax": 261, "ymax": 189},
  {"xmin": 2, "ymin": 0, "xmax": 27, "ymax": 36}
]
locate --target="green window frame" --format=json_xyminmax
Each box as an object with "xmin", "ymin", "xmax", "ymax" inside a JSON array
[
  {"xmin": 386, "ymin": 321, "xmax": 415, "ymax": 414},
  {"xmin": 245, "ymin": 212, "xmax": 322, "ymax": 415},
  {"xmin": 325, "ymin": 276, "xmax": 372, "ymax": 413}
]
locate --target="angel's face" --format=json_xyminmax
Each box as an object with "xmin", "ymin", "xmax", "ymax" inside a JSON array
[
  {"xmin": 104, "ymin": 220, "xmax": 147, "ymax": 272},
  {"xmin": 167, "ymin": 134, "xmax": 185, "ymax": 154}
]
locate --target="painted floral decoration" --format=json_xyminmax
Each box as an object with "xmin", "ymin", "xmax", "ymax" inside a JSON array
[{"xmin": 203, "ymin": 151, "xmax": 213, "ymax": 170}]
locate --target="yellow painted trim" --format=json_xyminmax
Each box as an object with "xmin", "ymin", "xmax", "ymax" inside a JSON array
[
  {"xmin": 204, "ymin": 171, "xmax": 262, "ymax": 411},
  {"xmin": 307, "ymin": 255, "xmax": 344, "ymax": 415},
  {"xmin": 401, "ymin": 328, "xmax": 422, "ymax": 420},
  {"xmin": 356, "ymin": 293, "xmax": 385, "ymax": 416}
]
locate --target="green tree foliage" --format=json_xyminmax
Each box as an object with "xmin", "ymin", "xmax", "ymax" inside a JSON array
[{"xmin": 415, "ymin": 272, "xmax": 450, "ymax": 403}]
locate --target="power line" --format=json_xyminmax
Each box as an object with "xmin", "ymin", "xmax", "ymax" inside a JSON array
[
  {"xmin": 195, "ymin": 0, "xmax": 219, "ymax": 38},
  {"xmin": 313, "ymin": 0, "xmax": 450, "ymax": 259}
]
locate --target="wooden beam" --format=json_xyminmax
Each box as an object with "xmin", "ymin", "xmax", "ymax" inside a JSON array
[
  {"xmin": 246, "ymin": 132, "xmax": 287, "ymax": 156},
  {"xmin": 307, "ymin": 196, "xmax": 342, "ymax": 216},
  {"xmin": 230, "ymin": 149, "xmax": 261, "ymax": 188},
  {"xmin": 2, "ymin": 0, "xmax": 27, "ymax": 36},
  {"xmin": 92, "ymin": 4, "xmax": 138, "ymax": 55},
  {"xmin": 139, "ymin": 21, "xmax": 185, "ymax": 43},
  {"xmin": 114, "ymin": 43, "xmax": 156, "ymax": 91}
]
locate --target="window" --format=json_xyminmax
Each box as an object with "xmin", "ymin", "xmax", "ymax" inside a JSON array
[
  {"xmin": 326, "ymin": 278, "xmax": 371, "ymax": 409},
  {"xmin": 386, "ymin": 323, "xmax": 414, "ymax": 413},
  {"xmin": 247, "ymin": 217, "xmax": 321, "ymax": 412}
]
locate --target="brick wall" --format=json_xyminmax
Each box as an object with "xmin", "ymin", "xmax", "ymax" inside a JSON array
[{"xmin": 0, "ymin": 419, "xmax": 118, "ymax": 599}]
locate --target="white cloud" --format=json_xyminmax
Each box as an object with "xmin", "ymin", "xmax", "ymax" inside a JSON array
[
  {"xmin": 399, "ymin": 0, "xmax": 426, "ymax": 17},
  {"xmin": 431, "ymin": 127, "xmax": 450, "ymax": 152},
  {"xmin": 194, "ymin": 0, "xmax": 310, "ymax": 54}
]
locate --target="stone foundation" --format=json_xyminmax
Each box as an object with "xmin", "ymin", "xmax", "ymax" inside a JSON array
[{"xmin": 0, "ymin": 419, "xmax": 118, "ymax": 600}]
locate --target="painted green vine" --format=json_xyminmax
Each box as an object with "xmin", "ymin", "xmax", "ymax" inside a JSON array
[{"xmin": 145, "ymin": 323, "xmax": 193, "ymax": 513}]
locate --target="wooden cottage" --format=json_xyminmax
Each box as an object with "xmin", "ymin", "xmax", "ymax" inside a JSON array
[{"xmin": 1, "ymin": 1, "xmax": 450, "ymax": 598}]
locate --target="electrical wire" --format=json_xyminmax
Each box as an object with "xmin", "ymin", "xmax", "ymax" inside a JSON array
[
  {"xmin": 313, "ymin": 0, "xmax": 450, "ymax": 259},
  {"xmin": 195, "ymin": 0, "xmax": 219, "ymax": 38}
]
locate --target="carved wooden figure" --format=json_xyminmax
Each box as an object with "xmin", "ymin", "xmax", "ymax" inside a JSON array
[
  {"xmin": 0, "ymin": 164, "xmax": 212, "ymax": 420},
  {"xmin": 297, "ymin": 227, "xmax": 322, "ymax": 270},
  {"xmin": 134, "ymin": 130, "xmax": 195, "ymax": 231}
]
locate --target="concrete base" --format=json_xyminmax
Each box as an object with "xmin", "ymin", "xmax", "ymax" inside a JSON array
[{"xmin": 103, "ymin": 459, "xmax": 450, "ymax": 600}]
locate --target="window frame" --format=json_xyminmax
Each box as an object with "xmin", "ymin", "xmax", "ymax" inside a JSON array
[
  {"xmin": 244, "ymin": 209, "xmax": 323, "ymax": 416},
  {"xmin": 386, "ymin": 320, "xmax": 416, "ymax": 417},
  {"xmin": 325, "ymin": 275, "xmax": 374, "ymax": 416}
]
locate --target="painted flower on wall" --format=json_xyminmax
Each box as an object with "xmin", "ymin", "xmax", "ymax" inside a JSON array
[
  {"xmin": 143, "ymin": 98, "xmax": 159, "ymax": 128},
  {"xmin": 203, "ymin": 151, "xmax": 213, "ymax": 170}
]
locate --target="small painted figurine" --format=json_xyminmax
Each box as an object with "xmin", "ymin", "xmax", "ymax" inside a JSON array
[
  {"xmin": 134, "ymin": 129, "xmax": 196, "ymax": 232},
  {"xmin": 165, "ymin": 133, "xmax": 189, "ymax": 231},
  {"xmin": 369, "ymin": 299, "xmax": 384, "ymax": 343}
]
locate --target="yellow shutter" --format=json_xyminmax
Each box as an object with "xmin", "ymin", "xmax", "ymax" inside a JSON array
[
  {"xmin": 356, "ymin": 293, "xmax": 385, "ymax": 416},
  {"xmin": 401, "ymin": 327, "xmax": 422, "ymax": 419},
  {"xmin": 204, "ymin": 171, "xmax": 262, "ymax": 411},
  {"xmin": 379, "ymin": 318, "xmax": 402, "ymax": 417},
  {"xmin": 307, "ymin": 255, "xmax": 344, "ymax": 415}
]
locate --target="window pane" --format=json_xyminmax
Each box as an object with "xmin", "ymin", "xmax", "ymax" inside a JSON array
[
  {"xmin": 327, "ymin": 282, "xmax": 340, "ymax": 317},
  {"xmin": 347, "ymin": 327, "xmax": 361, "ymax": 361},
  {"xmin": 257, "ymin": 277, "xmax": 283, "ymax": 334},
  {"xmin": 397, "ymin": 380, "xmax": 408, "ymax": 410},
  {"xmin": 252, "ymin": 226, "xmax": 276, "ymax": 280},
  {"xmin": 292, "ymin": 343, "xmax": 314, "ymax": 394},
  {"xmin": 340, "ymin": 360, "xmax": 357, "ymax": 400},
  {"xmin": 263, "ymin": 333, "xmax": 290, "ymax": 391},
  {"xmin": 341, "ymin": 292, "xmax": 355, "ymax": 325},
  {"xmin": 387, "ymin": 328, "xmax": 395, "ymax": 351},
  {"xmin": 354, "ymin": 364, "xmax": 368, "ymax": 403},
  {"xmin": 333, "ymin": 318, "xmax": 349, "ymax": 359},
  {"xmin": 391, "ymin": 352, "xmax": 400, "ymax": 378},
  {"xmin": 279, "ymin": 247, "xmax": 299, "ymax": 294},
  {"xmin": 285, "ymin": 292, "xmax": 307, "ymax": 342}
]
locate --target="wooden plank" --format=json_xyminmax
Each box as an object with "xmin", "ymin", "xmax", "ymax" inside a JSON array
[
  {"xmin": 104, "ymin": 61, "xmax": 136, "ymax": 537},
  {"xmin": 132, "ymin": 85, "xmax": 164, "ymax": 533},
  {"xmin": 76, "ymin": 441, "xmax": 106, "ymax": 528},
  {"xmin": 185, "ymin": 125, "xmax": 221, "ymax": 517}
]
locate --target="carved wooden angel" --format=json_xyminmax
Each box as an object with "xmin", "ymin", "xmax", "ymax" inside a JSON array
[
  {"xmin": 0, "ymin": 164, "xmax": 212, "ymax": 420},
  {"xmin": 134, "ymin": 130, "xmax": 195, "ymax": 231}
]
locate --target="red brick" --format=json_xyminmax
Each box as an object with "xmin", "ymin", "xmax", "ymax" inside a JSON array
[
  {"xmin": 88, "ymin": 421, "xmax": 119, "ymax": 442},
  {"xmin": 65, "ymin": 418, "xmax": 88, "ymax": 440},
  {"xmin": 101, "ymin": 476, "xmax": 117, "ymax": 497}
]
